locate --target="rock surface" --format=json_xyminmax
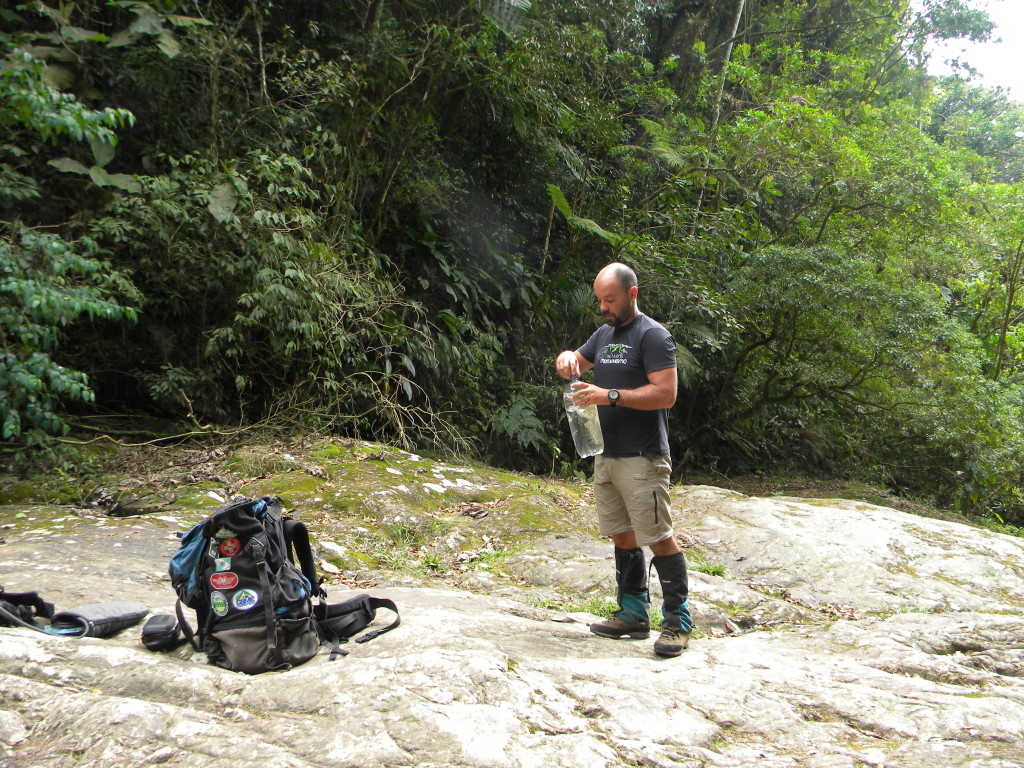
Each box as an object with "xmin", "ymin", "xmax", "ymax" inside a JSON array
[{"xmin": 3, "ymin": 470, "xmax": 1024, "ymax": 768}]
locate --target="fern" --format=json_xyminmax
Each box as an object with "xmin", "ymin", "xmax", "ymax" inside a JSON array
[{"xmin": 546, "ymin": 183, "xmax": 622, "ymax": 245}]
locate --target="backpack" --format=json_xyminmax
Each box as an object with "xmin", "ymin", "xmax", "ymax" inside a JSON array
[
  {"xmin": 169, "ymin": 496, "xmax": 321, "ymax": 674},
  {"xmin": 168, "ymin": 496, "xmax": 401, "ymax": 673}
]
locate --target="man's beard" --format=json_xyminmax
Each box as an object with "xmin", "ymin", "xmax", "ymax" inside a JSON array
[{"xmin": 603, "ymin": 310, "xmax": 629, "ymax": 327}]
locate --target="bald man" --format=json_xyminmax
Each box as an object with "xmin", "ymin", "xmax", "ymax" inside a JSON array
[{"xmin": 555, "ymin": 262, "xmax": 692, "ymax": 656}]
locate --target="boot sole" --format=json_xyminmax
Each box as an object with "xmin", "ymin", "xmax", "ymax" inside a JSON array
[
  {"xmin": 590, "ymin": 627, "xmax": 650, "ymax": 640},
  {"xmin": 653, "ymin": 636, "xmax": 689, "ymax": 656},
  {"xmin": 653, "ymin": 644, "xmax": 685, "ymax": 657}
]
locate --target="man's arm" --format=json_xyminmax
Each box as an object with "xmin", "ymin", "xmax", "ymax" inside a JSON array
[
  {"xmin": 614, "ymin": 365, "xmax": 677, "ymax": 410},
  {"xmin": 567, "ymin": 365, "xmax": 677, "ymax": 410}
]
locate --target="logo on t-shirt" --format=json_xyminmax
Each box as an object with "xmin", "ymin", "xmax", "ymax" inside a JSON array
[{"xmin": 599, "ymin": 343, "xmax": 632, "ymax": 365}]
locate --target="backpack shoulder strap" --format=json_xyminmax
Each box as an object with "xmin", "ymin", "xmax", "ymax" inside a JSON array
[
  {"xmin": 175, "ymin": 599, "xmax": 200, "ymax": 651},
  {"xmin": 283, "ymin": 517, "xmax": 324, "ymax": 598}
]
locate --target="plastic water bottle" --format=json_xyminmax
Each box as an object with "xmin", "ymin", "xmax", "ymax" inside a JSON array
[{"xmin": 563, "ymin": 376, "xmax": 604, "ymax": 458}]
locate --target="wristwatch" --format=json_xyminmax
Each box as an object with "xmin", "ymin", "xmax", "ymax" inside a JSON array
[{"xmin": 607, "ymin": 389, "xmax": 620, "ymax": 407}]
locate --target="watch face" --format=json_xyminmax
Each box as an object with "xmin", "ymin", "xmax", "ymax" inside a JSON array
[{"xmin": 609, "ymin": 389, "xmax": 619, "ymax": 403}]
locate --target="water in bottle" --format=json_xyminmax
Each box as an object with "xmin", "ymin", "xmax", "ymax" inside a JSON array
[{"xmin": 563, "ymin": 376, "xmax": 604, "ymax": 458}]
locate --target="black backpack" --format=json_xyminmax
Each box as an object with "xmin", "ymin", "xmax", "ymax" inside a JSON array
[
  {"xmin": 169, "ymin": 496, "xmax": 400, "ymax": 673},
  {"xmin": 170, "ymin": 496, "xmax": 321, "ymax": 674}
]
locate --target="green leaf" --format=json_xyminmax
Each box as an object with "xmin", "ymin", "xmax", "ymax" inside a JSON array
[
  {"xmin": 567, "ymin": 215, "xmax": 621, "ymax": 246},
  {"xmin": 167, "ymin": 14, "xmax": 215, "ymax": 28},
  {"xmin": 106, "ymin": 173, "xmax": 141, "ymax": 192},
  {"xmin": 546, "ymin": 183, "xmax": 572, "ymax": 218},
  {"xmin": 129, "ymin": 7, "xmax": 164, "ymax": 35},
  {"xmin": 106, "ymin": 29, "xmax": 138, "ymax": 47},
  {"xmin": 59, "ymin": 25, "xmax": 107, "ymax": 44},
  {"xmin": 157, "ymin": 29, "xmax": 182, "ymax": 58},
  {"xmin": 22, "ymin": 45, "xmax": 66, "ymax": 61},
  {"xmin": 208, "ymin": 182, "xmax": 238, "ymax": 222},
  {"xmin": 90, "ymin": 137, "xmax": 116, "ymax": 167},
  {"xmin": 89, "ymin": 165, "xmax": 114, "ymax": 187},
  {"xmin": 48, "ymin": 157, "xmax": 91, "ymax": 175},
  {"xmin": 42, "ymin": 63, "xmax": 75, "ymax": 90}
]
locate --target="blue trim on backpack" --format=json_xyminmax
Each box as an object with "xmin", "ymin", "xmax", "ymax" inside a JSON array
[{"xmin": 169, "ymin": 521, "xmax": 208, "ymax": 599}]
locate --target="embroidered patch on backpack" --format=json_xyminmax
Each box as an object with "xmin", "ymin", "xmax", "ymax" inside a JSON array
[{"xmin": 232, "ymin": 589, "xmax": 259, "ymax": 611}]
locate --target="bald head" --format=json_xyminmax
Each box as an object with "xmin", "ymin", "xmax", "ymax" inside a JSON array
[
  {"xmin": 595, "ymin": 262, "xmax": 637, "ymax": 292},
  {"xmin": 594, "ymin": 262, "xmax": 639, "ymax": 327}
]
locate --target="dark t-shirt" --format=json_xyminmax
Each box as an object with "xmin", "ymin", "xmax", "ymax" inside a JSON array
[{"xmin": 577, "ymin": 313, "xmax": 676, "ymax": 457}]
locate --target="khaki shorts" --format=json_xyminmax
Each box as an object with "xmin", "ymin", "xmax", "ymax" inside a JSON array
[{"xmin": 593, "ymin": 454, "xmax": 674, "ymax": 547}]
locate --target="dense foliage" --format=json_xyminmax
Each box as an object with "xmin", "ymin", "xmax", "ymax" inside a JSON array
[{"xmin": 3, "ymin": 0, "xmax": 1024, "ymax": 521}]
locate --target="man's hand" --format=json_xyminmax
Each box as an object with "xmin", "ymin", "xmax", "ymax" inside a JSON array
[
  {"xmin": 570, "ymin": 380, "xmax": 605, "ymax": 408},
  {"xmin": 556, "ymin": 350, "xmax": 583, "ymax": 380}
]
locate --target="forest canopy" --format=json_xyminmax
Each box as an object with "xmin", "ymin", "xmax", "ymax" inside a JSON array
[{"xmin": 3, "ymin": 0, "xmax": 1024, "ymax": 523}]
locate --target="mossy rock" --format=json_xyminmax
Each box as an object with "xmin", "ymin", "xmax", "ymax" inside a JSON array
[
  {"xmin": 225, "ymin": 447, "xmax": 301, "ymax": 477},
  {"xmin": 308, "ymin": 441, "xmax": 357, "ymax": 461},
  {"xmin": 0, "ymin": 480, "xmax": 81, "ymax": 506},
  {"xmin": 0, "ymin": 482, "xmax": 44, "ymax": 504}
]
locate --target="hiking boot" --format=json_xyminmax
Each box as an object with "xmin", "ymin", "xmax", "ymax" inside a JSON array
[
  {"xmin": 589, "ymin": 548, "xmax": 651, "ymax": 640},
  {"xmin": 590, "ymin": 614, "xmax": 651, "ymax": 639},
  {"xmin": 652, "ymin": 552, "xmax": 693, "ymax": 657},
  {"xmin": 653, "ymin": 626, "xmax": 690, "ymax": 657}
]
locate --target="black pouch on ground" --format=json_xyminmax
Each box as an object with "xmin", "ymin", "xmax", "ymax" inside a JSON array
[
  {"xmin": 141, "ymin": 614, "xmax": 184, "ymax": 651},
  {"xmin": 45, "ymin": 601, "xmax": 149, "ymax": 638}
]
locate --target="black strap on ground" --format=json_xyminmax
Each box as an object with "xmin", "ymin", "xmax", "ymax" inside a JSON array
[
  {"xmin": 313, "ymin": 619, "xmax": 350, "ymax": 661},
  {"xmin": 355, "ymin": 597, "xmax": 401, "ymax": 644},
  {"xmin": 0, "ymin": 588, "xmax": 55, "ymax": 620},
  {"xmin": 0, "ymin": 602, "xmax": 49, "ymax": 633}
]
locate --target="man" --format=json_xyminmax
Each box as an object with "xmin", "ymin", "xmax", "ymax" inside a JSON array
[{"xmin": 555, "ymin": 262, "xmax": 692, "ymax": 657}]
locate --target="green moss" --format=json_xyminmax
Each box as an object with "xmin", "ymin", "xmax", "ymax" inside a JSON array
[
  {"xmin": 0, "ymin": 482, "xmax": 46, "ymax": 504},
  {"xmin": 225, "ymin": 450, "xmax": 297, "ymax": 477},
  {"xmin": 0, "ymin": 504, "xmax": 84, "ymax": 534},
  {"xmin": 2, "ymin": 482, "xmax": 82, "ymax": 506},
  {"xmin": 348, "ymin": 551, "xmax": 377, "ymax": 566},
  {"xmin": 309, "ymin": 443, "xmax": 351, "ymax": 460},
  {"xmin": 173, "ymin": 490, "xmax": 234, "ymax": 511},
  {"xmin": 248, "ymin": 472, "xmax": 324, "ymax": 499},
  {"xmin": 516, "ymin": 509, "xmax": 556, "ymax": 531}
]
